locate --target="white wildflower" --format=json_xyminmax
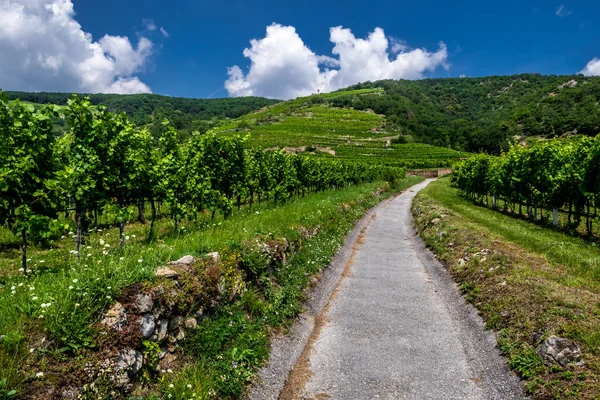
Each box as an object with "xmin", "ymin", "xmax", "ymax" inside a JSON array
[
  {"xmin": 99, "ymin": 239, "xmax": 105, "ymax": 245},
  {"xmin": 35, "ymin": 372, "xmax": 44, "ymax": 378}
]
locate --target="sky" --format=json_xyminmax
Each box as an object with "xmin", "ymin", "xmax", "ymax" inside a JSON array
[{"xmin": 0, "ymin": 0, "xmax": 599, "ymax": 99}]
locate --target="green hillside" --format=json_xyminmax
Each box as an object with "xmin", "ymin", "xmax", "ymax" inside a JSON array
[
  {"xmin": 211, "ymin": 89, "xmax": 469, "ymax": 168},
  {"xmin": 341, "ymin": 73, "xmax": 600, "ymax": 153}
]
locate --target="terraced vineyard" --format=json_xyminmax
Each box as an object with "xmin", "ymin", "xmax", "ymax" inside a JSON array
[{"xmin": 211, "ymin": 89, "xmax": 469, "ymax": 168}]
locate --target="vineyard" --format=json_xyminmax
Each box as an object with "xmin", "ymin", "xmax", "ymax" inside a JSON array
[
  {"xmin": 210, "ymin": 89, "xmax": 469, "ymax": 169},
  {"xmin": 0, "ymin": 93, "xmax": 403, "ymax": 273},
  {"xmin": 452, "ymin": 137, "xmax": 600, "ymax": 236}
]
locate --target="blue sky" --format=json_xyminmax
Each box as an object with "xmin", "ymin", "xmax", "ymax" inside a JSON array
[{"xmin": 1, "ymin": 0, "xmax": 599, "ymax": 99}]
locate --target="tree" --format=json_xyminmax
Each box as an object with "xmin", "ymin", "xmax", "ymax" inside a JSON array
[{"xmin": 0, "ymin": 97, "xmax": 58, "ymax": 272}]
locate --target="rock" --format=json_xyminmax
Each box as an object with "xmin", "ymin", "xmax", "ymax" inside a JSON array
[
  {"xmin": 155, "ymin": 267, "xmax": 179, "ymax": 278},
  {"xmin": 207, "ymin": 251, "xmax": 220, "ymax": 263},
  {"xmin": 135, "ymin": 293, "xmax": 153, "ymax": 313},
  {"xmin": 167, "ymin": 344, "xmax": 176, "ymax": 353},
  {"xmin": 131, "ymin": 350, "xmax": 143, "ymax": 375},
  {"xmin": 537, "ymin": 336, "xmax": 584, "ymax": 367},
  {"xmin": 458, "ymin": 258, "xmax": 466, "ymax": 267},
  {"xmin": 175, "ymin": 327, "xmax": 185, "ymax": 341},
  {"xmin": 184, "ymin": 317, "xmax": 197, "ymax": 330},
  {"xmin": 140, "ymin": 314, "xmax": 156, "ymax": 338},
  {"xmin": 116, "ymin": 349, "xmax": 143, "ymax": 375},
  {"xmin": 100, "ymin": 302, "xmax": 127, "ymax": 331},
  {"xmin": 168, "ymin": 255, "xmax": 195, "ymax": 265},
  {"xmin": 158, "ymin": 352, "xmax": 178, "ymax": 371},
  {"xmin": 169, "ymin": 315, "xmax": 184, "ymax": 331},
  {"xmin": 159, "ymin": 347, "xmax": 167, "ymax": 359},
  {"xmin": 431, "ymin": 218, "xmax": 441, "ymax": 225},
  {"xmin": 156, "ymin": 319, "xmax": 169, "ymax": 342},
  {"xmin": 167, "ymin": 335, "xmax": 177, "ymax": 345}
]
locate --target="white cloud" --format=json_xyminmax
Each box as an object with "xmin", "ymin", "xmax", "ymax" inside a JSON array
[
  {"xmin": 144, "ymin": 18, "xmax": 156, "ymax": 31},
  {"xmin": 225, "ymin": 24, "xmax": 448, "ymax": 99},
  {"xmin": 0, "ymin": 0, "xmax": 153, "ymax": 94},
  {"xmin": 160, "ymin": 27, "xmax": 169, "ymax": 38},
  {"xmin": 580, "ymin": 58, "xmax": 600, "ymax": 76},
  {"xmin": 556, "ymin": 4, "xmax": 571, "ymax": 17}
]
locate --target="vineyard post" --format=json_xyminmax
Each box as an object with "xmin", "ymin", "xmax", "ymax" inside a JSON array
[
  {"xmin": 21, "ymin": 229, "xmax": 27, "ymax": 274},
  {"xmin": 553, "ymin": 209, "xmax": 559, "ymax": 226}
]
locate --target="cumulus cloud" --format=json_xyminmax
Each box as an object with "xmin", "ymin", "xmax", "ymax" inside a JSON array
[
  {"xmin": 225, "ymin": 24, "xmax": 448, "ymax": 99},
  {"xmin": 580, "ymin": 58, "xmax": 600, "ymax": 76},
  {"xmin": 0, "ymin": 0, "xmax": 153, "ymax": 94}
]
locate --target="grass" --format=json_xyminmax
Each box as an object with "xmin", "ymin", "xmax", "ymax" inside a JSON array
[
  {"xmin": 413, "ymin": 177, "xmax": 600, "ymax": 399},
  {"xmin": 0, "ymin": 176, "xmax": 423, "ymax": 399}
]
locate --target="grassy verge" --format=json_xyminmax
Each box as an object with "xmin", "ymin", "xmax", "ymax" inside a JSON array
[
  {"xmin": 0, "ymin": 176, "xmax": 423, "ymax": 399},
  {"xmin": 412, "ymin": 177, "xmax": 600, "ymax": 399}
]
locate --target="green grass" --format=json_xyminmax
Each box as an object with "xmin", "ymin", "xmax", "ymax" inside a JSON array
[
  {"xmin": 423, "ymin": 178, "xmax": 600, "ymax": 283},
  {"xmin": 413, "ymin": 177, "xmax": 600, "ymax": 399},
  {"xmin": 0, "ymin": 176, "xmax": 423, "ymax": 398},
  {"xmin": 210, "ymin": 90, "xmax": 469, "ymax": 168}
]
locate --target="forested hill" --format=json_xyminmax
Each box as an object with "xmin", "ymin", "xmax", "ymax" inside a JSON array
[
  {"xmin": 3, "ymin": 91, "xmax": 279, "ymax": 133},
  {"xmin": 338, "ymin": 74, "xmax": 600, "ymax": 154}
]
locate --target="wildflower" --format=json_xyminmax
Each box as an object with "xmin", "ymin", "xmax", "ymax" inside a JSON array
[
  {"xmin": 125, "ymin": 236, "xmax": 130, "ymax": 240},
  {"xmin": 35, "ymin": 372, "xmax": 44, "ymax": 378},
  {"xmin": 39, "ymin": 260, "xmax": 45, "ymax": 264},
  {"xmin": 104, "ymin": 244, "xmax": 110, "ymax": 248},
  {"xmin": 72, "ymin": 279, "xmax": 78, "ymax": 283},
  {"xmin": 75, "ymin": 303, "xmax": 80, "ymax": 307},
  {"xmin": 68, "ymin": 286, "xmax": 74, "ymax": 290},
  {"xmin": 168, "ymin": 384, "xmax": 174, "ymax": 388},
  {"xmin": 99, "ymin": 239, "xmax": 105, "ymax": 245},
  {"xmin": 119, "ymin": 257, "xmax": 124, "ymax": 261},
  {"xmin": 18, "ymin": 283, "xmax": 23, "ymax": 287},
  {"xmin": 29, "ymin": 348, "xmax": 35, "ymax": 353},
  {"xmin": 131, "ymin": 234, "xmax": 136, "ymax": 238},
  {"xmin": 167, "ymin": 369, "xmax": 173, "ymax": 373},
  {"xmin": 228, "ymin": 321, "xmax": 233, "ymax": 327},
  {"xmin": 138, "ymin": 259, "xmax": 143, "ymax": 263},
  {"xmin": 187, "ymin": 384, "xmax": 192, "ymax": 389},
  {"xmin": 29, "ymin": 286, "xmax": 34, "ymax": 290},
  {"xmin": 32, "ymin": 296, "xmax": 38, "ymax": 301},
  {"xmin": 61, "ymin": 236, "xmax": 65, "ymax": 239},
  {"xmin": 27, "ymin": 258, "xmax": 31, "ymax": 262},
  {"xmin": 10, "ymin": 286, "xmax": 15, "ymax": 291},
  {"xmin": 102, "ymin": 251, "xmax": 108, "ymax": 255},
  {"xmin": 232, "ymin": 361, "xmax": 238, "ymax": 369},
  {"xmin": 107, "ymin": 286, "xmax": 111, "ymax": 290},
  {"xmin": 18, "ymin": 268, "xmax": 24, "ymax": 272},
  {"xmin": 86, "ymin": 246, "xmax": 92, "ymax": 249}
]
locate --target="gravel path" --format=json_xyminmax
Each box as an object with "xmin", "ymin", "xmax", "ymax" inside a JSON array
[{"xmin": 249, "ymin": 179, "xmax": 525, "ymax": 400}]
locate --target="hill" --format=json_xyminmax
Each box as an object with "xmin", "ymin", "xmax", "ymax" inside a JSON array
[
  {"xmin": 210, "ymin": 88, "xmax": 469, "ymax": 169},
  {"xmin": 2, "ymin": 91, "xmax": 279, "ymax": 136},
  {"xmin": 340, "ymin": 74, "xmax": 600, "ymax": 153}
]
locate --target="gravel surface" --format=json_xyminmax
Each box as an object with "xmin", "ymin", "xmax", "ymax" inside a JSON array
[{"xmin": 249, "ymin": 179, "xmax": 525, "ymax": 400}]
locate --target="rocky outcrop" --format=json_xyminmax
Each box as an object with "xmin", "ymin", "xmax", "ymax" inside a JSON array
[{"xmin": 536, "ymin": 335, "xmax": 584, "ymax": 367}]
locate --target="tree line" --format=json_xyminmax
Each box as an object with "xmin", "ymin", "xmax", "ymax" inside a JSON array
[
  {"xmin": 0, "ymin": 94, "xmax": 403, "ymax": 272},
  {"xmin": 452, "ymin": 137, "xmax": 600, "ymax": 234}
]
